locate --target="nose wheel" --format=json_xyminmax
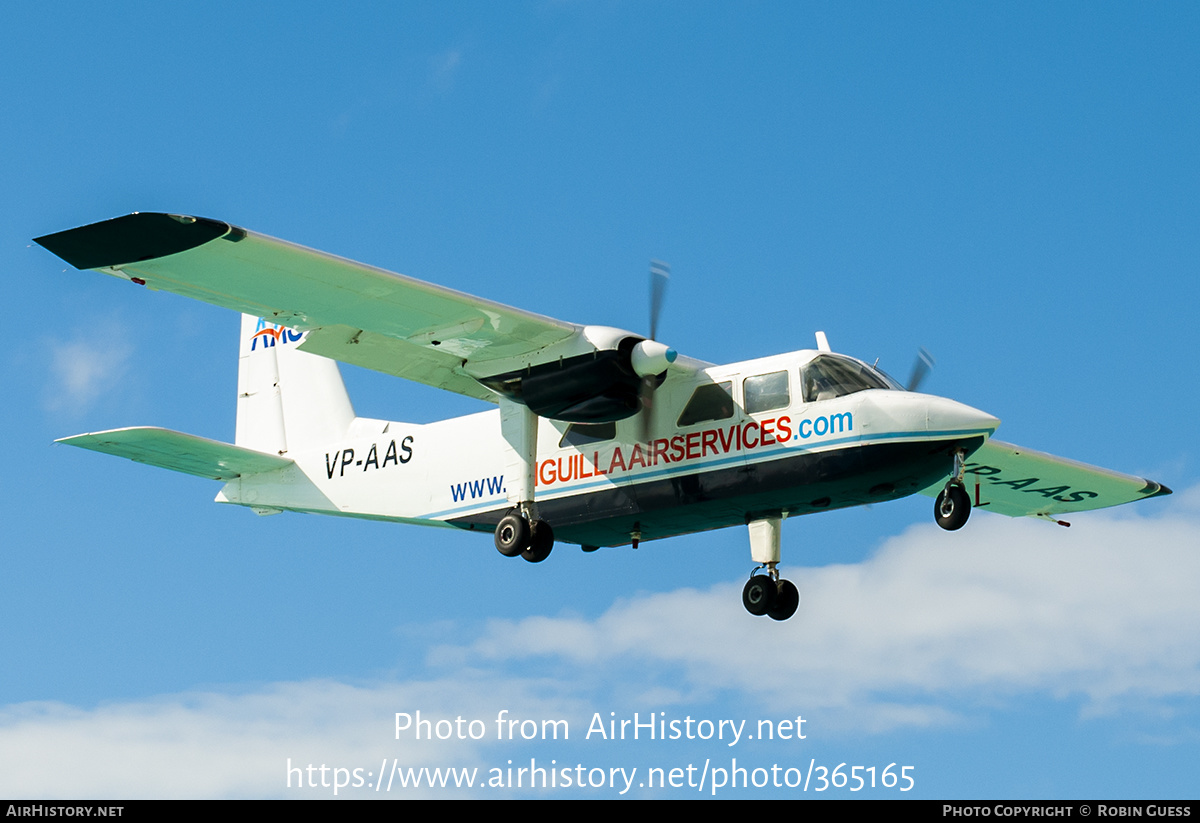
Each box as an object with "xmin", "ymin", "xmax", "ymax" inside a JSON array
[
  {"xmin": 934, "ymin": 483, "xmax": 971, "ymax": 530},
  {"xmin": 934, "ymin": 448, "xmax": 971, "ymax": 531}
]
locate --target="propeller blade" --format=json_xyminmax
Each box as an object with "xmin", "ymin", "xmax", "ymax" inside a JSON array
[
  {"xmin": 638, "ymin": 375, "xmax": 655, "ymax": 443},
  {"xmin": 639, "ymin": 260, "xmax": 671, "ymax": 442},
  {"xmin": 906, "ymin": 347, "xmax": 935, "ymax": 392},
  {"xmin": 649, "ymin": 260, "xmax": 669, "ymax": 341}
]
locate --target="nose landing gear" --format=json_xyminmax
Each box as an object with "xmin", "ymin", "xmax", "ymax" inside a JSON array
[
  {"xmin": 935, "ymin": 484, "xmax": 971, "ymax": 530},
  {"xmin": 934, "ymin": 448, "xmax": 972, "ymax": 531}
]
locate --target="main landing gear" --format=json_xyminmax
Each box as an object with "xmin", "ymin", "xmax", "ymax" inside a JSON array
[
  {"xmin": 743, "ymin": 569, "xmax": 800, "ymax": 621},
  {"xmin": 742, "ymin": 517, "xmax": 799, "ymax": 621},
  {"xmin": 934, "ymin": 448, "xmax": 971, "ymax": 531},
  {"xmin": 494, "ymin": 398, "xmax": 554, "ymax": 563},
  {"xmin": 495, "ymin": 511, "xmax": 555, "ymax": 563}
]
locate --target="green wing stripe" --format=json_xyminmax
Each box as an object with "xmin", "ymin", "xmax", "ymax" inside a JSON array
[{"xmin": 56, "ymin": 427, "xmax": 293, "ymax": 481}]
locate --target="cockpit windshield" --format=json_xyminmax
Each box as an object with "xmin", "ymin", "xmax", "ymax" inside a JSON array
[{"xmin": 800, "ymin": 354, "xmax": 902, "ymax": 403}]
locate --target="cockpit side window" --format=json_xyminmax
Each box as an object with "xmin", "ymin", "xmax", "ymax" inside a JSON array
[
  {"xmin": 677, "ymin": 382, "xmax": 734, "ymax": 427},
  {"xmin": 744, "ymin": 371, "xmax": 789, "ymax": 414},
  {"xmin": 801, "ymin": 355, "xmax": 896, "ymax": 402}
]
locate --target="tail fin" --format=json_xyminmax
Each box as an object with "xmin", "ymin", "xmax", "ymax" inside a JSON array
[{"xmin": 236, "ymin": 315, "xmax": 354, "ymax": 455}]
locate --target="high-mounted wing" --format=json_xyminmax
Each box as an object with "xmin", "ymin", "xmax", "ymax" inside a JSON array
[
  {"xmin": 922, "ymin": 439, "xmax": 1171, "ymax": 521},
  {"xmin": 35, "ymin": 213, "xmax": 581, "ymax": 404}
]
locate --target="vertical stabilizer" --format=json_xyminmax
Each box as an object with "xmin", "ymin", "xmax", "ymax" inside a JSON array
[
  {"xmin": 236, "ymin": 315, "xmax": 355, "ymax": 455},
  {"xmin": 237, "ymin": 315, "xmax": 287, "ymax": 453}
]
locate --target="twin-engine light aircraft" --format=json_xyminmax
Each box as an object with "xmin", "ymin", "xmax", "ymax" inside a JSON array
[{"xmin": 36, "ymin": 213, "xmax": 1172, "ymax": 621}]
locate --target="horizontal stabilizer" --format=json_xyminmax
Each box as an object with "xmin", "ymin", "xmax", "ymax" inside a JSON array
[
  {"xmin": 56, "ymin": 427, "xmax": 293, "ymax": 481},
  {"xmin": 922, "ymin": 439, "xmax": 1171, "ymax": 519}
]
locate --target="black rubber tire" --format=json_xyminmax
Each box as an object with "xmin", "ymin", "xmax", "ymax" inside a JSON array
[
  {"xmin": 495, "ymin": 513, "xmax": 531, "ymax": 557},
  {"xmin": 768, "ymin": 579, "xmax": 800, "ymax": 621},
  {"xmin": 522, "ymin": 520, "xmax": 554, "ymax": 563},
  {"xmin": 742, "ymin": 575, "xmax": 777, "ymax": 616},
  {"xmin": 935, "ymin": 483, "xmax": 971, "ymax": 531}
]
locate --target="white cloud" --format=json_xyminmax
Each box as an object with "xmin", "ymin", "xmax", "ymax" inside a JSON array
[
  {"xmin": 452, "ymin": 502, "xmax": 1200, "ymax": 729},
  {"xmin": 429, "ymin": 48, "xmax": 463, "ymax": 93},
  {"xmin": 44, "ymin": 325, "xmax": 132, "ymax": 412},
  {"xmin": 2, "ymin": 498, "xmax": 1196, "ymax": 797},
  {"xmin": 0, "ymin": 679, "xmax": 589, "ymax": 799}
]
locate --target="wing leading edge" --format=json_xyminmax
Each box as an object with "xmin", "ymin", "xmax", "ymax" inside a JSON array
[
  {"xmin": 35, "ymin": 212, "xmax": 581, "ymax": 402},
  {"xmin": 921, "ymin": 439, "xmax": 1171, "ymax": 521}
]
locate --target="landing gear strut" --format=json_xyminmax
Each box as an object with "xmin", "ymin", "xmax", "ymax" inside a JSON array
[
  {"xmin": 934, "ymin": 448, "xmax": 971, "ymax": 531},
  {"xmin": 493, "ymin": 398, "xmax": 554, "ymax": 562},
  {"xmin": 742, "ymin": 517, "xmax": 799, "ymax": 621}
]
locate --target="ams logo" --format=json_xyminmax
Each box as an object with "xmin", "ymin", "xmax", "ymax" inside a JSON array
[{"xmin": 250, "ymin": 319, "xmax": 303, "ymax": 352}]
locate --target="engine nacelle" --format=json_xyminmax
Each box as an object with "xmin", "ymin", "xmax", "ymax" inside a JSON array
[{"xmin": 475, "ymin": 331, "xmax": 679, "ymax": 423}]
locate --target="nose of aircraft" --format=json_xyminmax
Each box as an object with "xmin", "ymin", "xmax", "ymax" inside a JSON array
[{"xmin": 923, "ymin": 395, "xmax": 1000, "ymax": 436}]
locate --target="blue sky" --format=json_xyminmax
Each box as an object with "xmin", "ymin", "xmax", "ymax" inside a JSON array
[{"xmin": 2, "ymin": 2, "xmax": 1198, "ymax": 798}]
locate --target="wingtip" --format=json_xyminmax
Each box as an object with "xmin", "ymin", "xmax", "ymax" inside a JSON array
[
  {"xmin": 1141, "ymin": 481, "xmax": 1172, "ymax": 498},
  {"xmin": 34, "ymin": 212, "xmax": 233, "ymax": 270}
]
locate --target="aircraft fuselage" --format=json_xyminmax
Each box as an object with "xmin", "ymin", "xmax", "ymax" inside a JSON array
[{"xmin": 217, "ymin": 348, "xmax": 999, "ymax": 548}]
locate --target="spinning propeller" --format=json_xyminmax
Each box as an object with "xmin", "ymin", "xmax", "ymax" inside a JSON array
[
  {"xmin": 906, "ymin": 347, "xmax": 935, "ymax": 392},
  {"xmin": 632, "ymin": 260, "xmax": 676, "ymax": 440}
]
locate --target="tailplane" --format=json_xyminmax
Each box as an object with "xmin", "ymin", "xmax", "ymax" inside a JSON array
[
  {"xmin": 56, "ymin": 427, "xmax": 292, "ymax": 480},
  {"xmin": 58, "ymin": 315, "xmax": 356, "ymax": 483}
]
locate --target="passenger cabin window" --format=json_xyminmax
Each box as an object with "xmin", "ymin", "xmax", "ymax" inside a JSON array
[
  {"xmin": 801, "ymin": 355, "xmax": 898, "ymax": 403},
  {"xmin": 559, "ymin": 422, "xmax": 617, "ymax": 449},
  {"xmin": 744, "ymin": 371, "xmax": 790, "ymax": 414},
  {"xmin": 677, "ymin": 382, "xmax": 734, "ymax": 427}
]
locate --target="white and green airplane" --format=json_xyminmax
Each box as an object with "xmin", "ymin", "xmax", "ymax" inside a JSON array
[{"xmin": 36, "ymin": 213, "xmax": 1171, "ymax": 621}]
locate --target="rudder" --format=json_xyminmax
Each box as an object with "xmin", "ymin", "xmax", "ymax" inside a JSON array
[{"xmin": 236, "ymin": 315, "xmax": 355, "ymax": 455}]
